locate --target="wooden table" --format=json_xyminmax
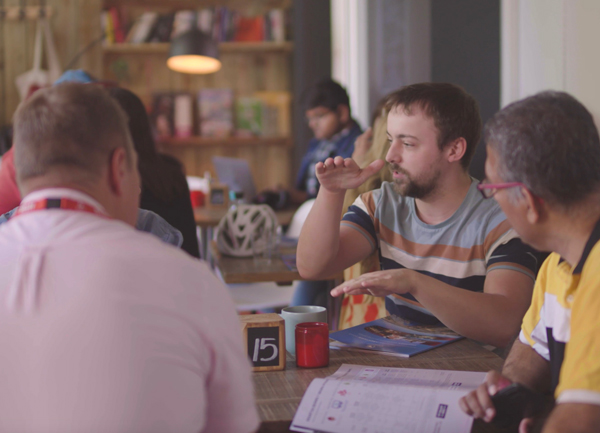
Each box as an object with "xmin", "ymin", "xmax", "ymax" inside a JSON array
[
  {"xmin": 211, "ymin": 242, "xmax": 301, "ymax": 285},
  {"xmin": 194, "ymin": 206, "xmax": 296, "ymax": 228},
  {"xmin": 254, "ymin": 339, "xmax": 509, "ymax": 433}
]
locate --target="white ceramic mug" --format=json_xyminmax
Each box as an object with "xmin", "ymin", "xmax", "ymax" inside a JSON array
[{"xmin": 280, "ymin": 306, "xmax": 327, "ymax": 356}]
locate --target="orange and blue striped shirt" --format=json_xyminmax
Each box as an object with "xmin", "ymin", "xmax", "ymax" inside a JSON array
[{"xmin": 341, "ymin": 179, "xmax": 538, "ymax": 324}]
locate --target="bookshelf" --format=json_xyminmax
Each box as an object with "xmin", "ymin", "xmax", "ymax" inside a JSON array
[
  {"xmin": 102, "ymin": 41, "xmax": 293, "ymax": 54},
  {"xmin": 100, "ymin": 0, "xmax": 294, "ymax": 192}
]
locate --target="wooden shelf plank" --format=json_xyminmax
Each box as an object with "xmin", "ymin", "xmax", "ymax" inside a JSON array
[
  {"xmin": 102, "ymin": 41, "xmax": 293, "ymax": 54},
  {"xmin": 159, "ymin": 136, "xmax": 292, "ymax": 147},
  {"xmin": 103, "ymin": 0, "xmax": 291, "ymax": 11}
]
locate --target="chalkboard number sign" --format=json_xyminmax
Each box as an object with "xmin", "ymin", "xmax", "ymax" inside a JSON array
[
  {"xmin": 207, "ymin": 183, "xmax": 229, "ymax": 208},
  {"xmin": 240, "ymin": 314, "xmax": 286, "ymax": 371}
]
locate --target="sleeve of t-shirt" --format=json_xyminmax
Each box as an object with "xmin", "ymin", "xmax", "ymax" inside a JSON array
[
  {"xmin": 340, "ymin": 191, "xmax": 378, "ymax": 254},
  {"xmin": 555, "ymin": 247, "xmax": 600, "ymax": 406},
  {"xmin": 519, "ymin": 254, "xmax": 554, "ymax": 361},
  {"xmin": 485, "ymin": 227, "xmax": 538, "ymax": 281}
]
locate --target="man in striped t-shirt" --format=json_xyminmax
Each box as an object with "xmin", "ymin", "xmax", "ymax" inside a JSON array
[{"xmin": 297, "ymin": 83, "xmax": 537, "ymax": 348}]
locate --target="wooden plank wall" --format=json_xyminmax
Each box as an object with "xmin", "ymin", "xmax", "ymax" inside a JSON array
[
  {"xmin": 0, "ymin": 0, "xmax": 103, "ymax": 126},
  {"xmin": 0, "ymin": 0, "xmax": 293, "ymax": 191}
]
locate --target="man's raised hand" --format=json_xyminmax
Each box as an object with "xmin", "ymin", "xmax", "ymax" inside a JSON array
[{"xmin": 315, "ymin": 156, "xmax": 385, "ymax": 193}]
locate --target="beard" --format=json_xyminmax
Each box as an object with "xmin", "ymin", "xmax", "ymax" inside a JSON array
[{"xmin": 388, "ymin": 162, "xmax": 441, "ymax": 199}]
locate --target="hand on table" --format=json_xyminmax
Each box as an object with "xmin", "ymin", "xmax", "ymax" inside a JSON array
[
  {"xmin": 330, "ymin": 269, "xmax": 413, "ymax": 297},
  {"xmin": 316, "ymin": 156, "xmax": 384, "ymax": 193},
  {"xmin": 459, "ymin": 370, "xmax": 534, "ymax": 432}
]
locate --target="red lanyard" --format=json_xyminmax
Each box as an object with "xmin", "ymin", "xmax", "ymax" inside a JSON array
[{"xmin": 14, "ymin": 197, "xmax": 109, "ymax": 219}]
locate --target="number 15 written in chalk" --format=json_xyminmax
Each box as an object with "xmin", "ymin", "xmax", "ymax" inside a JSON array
[{"xmin": 252, "ymin": 338, "xmax": 278, "ymax": 362}]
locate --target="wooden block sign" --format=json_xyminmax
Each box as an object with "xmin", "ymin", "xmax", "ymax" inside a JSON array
[
  {"xmin": 240, "ymin": 313, "xmax": 285, "ymax": 372},
  {"xmin": 207, "ymin": 182, "xmax": 229, "ymax": 209}
]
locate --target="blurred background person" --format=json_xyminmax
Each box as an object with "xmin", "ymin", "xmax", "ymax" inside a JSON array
[{"xmin": 108, "ymin": 87, "xmax": 200, "ymax": 258}]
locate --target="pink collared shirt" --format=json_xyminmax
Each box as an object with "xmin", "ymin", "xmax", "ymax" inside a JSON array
[{"xmin": 0, "ymin": 188, "xmax": 259, "ymax": 433}]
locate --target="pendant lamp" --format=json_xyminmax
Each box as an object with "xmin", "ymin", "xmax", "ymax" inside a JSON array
[{"xmin": 167, "ymin": 29, "xmax": 221, "ymax": 74}]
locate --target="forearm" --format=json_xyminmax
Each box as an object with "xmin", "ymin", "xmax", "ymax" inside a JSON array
[
  {"xmin": 296, "ymin": 188, "xmax": 347, "ymax": 279},
  {"xmin": 410, "ymin": 273, "xmax": 525, "ymax": 347},
  {"xmin": 502, "ymin": 339, "xmax": 551, "ymax": 392}
]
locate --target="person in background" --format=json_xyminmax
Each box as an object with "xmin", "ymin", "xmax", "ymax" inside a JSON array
[
  {"xmin": 255, "ymin": 78, "xmax": 362, "ymax": 209},
  {"xmin": 460, "ymin": 91, "xmax": 600, "ymax": 432},
  {"xmin": 108, "ymin": 87, "xmax": 200, "ymax": 258},
  {"xmin": 0, "ymin": 83, "xmax": 258, "ymax": 433},
  {"xmin": 297, "ymin": 82, "xmax": 538, "ymax": 348},
  {"xmin": 338, "ymin": 98, "xmax": 392, "ymax": 329},
  {"xmin": 264, "ymin": 78, "xmax": 362, "ymax": 307}
]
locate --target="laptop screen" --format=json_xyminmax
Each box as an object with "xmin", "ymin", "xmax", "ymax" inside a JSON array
[{"xmin": 212, "ymin": 156, "xmax": 257, "ymax": 203}]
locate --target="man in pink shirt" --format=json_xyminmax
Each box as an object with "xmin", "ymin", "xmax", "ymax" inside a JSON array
[{"xmin": 0, "ymin": 83, "xmax": 259, "ymax": 433}]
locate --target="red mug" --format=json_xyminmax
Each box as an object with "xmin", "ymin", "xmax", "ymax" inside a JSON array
[
  {"xmin": 189, "ymin": 190, "xmax": 205, "ymax": 208},
  {"xmin": 295, "ymin": 322, "xmax": 329, "ymax": 368}
]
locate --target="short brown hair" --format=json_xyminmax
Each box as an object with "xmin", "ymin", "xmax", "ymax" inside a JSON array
[
  {"xmin": 13, "ymin": 83, "xmax": 133, "ymax": 186},
  {"xmin": 385, "ymin": 82, "xmax": 481, "ymax": 169}
]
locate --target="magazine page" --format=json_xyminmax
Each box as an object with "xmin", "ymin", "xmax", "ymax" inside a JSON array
[
  {"xmin": 380, "ymin": 315, "xmax": 461, "ymax": 338},
  {"xmin": 329, "ymin": 316, "xmax": 462, "ymax": 357},
  {"xmin": 328, "ymin": 364, "xmax": 486, "ymax": 390},
  {"xmin": 291, "ymin": 378, "xmax": 476, "ymax": 433}
]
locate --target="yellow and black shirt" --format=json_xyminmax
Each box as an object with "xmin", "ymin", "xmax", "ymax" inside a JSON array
[{"xmin": 520, "ymin": 219, "xmax": 600, "ymax": 405}]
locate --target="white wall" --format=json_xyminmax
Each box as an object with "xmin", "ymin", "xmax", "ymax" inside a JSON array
[
  {"xmin": 502, "ymin": 0, "xmax": 600, "ymax": 120},
  {"xmin": 331, "ymin": 0, "xmax": 431, "ymax": 128},
  {"xmin": 331, "ymin": 0, "xmax": 370, "ymax": 129}
]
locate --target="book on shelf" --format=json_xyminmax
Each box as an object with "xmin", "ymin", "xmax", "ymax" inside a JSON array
[
  {"xmin": 173, "ymin": 94, "xmax": 194, "ymax": 138},
  {"xmin": 235, "ymin": 97, "xmax": 263, "ymax": 137},
  {"xmin": 108, "ymin": 7, "xmax": 125, "ymax": 44},
  {"xmin": 100, "ymin": 10, "xmax": 114, "ymax": 45},
  {"xmin": 125, "ymin": 11, "xmax": 159, "ymax": 44},
  {"xmin": 104, "ymin": 6, "xmax": 288, "ymax": 46},
  {"xmin": 329, "ymin": 315, "xmax": 462, "ymax": 358},
  {"xmin": 171, "ymin": 10, "xmax": 197, "ymax": 39},
  {"xmin": 234, "ymin": 16, "xmax": 265, "ymax": 42},
  {"xmin": 151, "ymin": 93, "xmax": 175, "ymax": 140},
  {"xmin": 147, "ymin": 13, "xmax": 174, "ymax": 43},
  {"xmin": 253, "ymin": 91, "xmax": 291, "ymax": 137},
  {"xmin": 198, "ymin": 89, "xmax": 234, "ymax": 138},
  {"xmin": 291, "ymin": 364, "xmax": 485, "ymax": 433}
]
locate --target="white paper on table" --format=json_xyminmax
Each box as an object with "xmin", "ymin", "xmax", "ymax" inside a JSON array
[{"xmin": 291, "ymin": 364, "xmax": 486, "ymax": 433}]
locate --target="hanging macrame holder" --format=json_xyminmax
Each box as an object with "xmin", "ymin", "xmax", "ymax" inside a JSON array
[{"xmin": 15, "ymin": 17, "xmax": 62, "ymax": 101}]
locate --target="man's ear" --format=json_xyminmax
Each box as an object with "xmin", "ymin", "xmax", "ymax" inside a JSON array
[
  {"xmin": 336, "ymin": 104, "xmax": 350, "ymax": 124},
  {"xmin": 522, "ymin": 188, "xmax": 544, "ymax": 224},
  {"xmin": 108, "ymin": 147, "xmax": 129, "ymax": 196},
  {"xmin": 445, "ymin": 137, "xmax": 467, "ymax": 164}
]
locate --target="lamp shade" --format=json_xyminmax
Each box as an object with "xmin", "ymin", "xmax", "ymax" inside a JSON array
[{"xmin": 167, "ymin": 29, "xmax": 221, "ymax": 74}]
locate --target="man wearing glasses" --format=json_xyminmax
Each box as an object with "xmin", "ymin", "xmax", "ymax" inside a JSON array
[
  {"xmin": 297, "ymin": 82, "xmax": 538, "ymax": 348},
  {"xmin": 460, "ymin": 92, "xmax": 600, "ymax": 431}
]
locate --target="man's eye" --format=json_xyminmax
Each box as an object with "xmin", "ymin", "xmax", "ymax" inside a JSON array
[{"xmin": 403, "ymin": 142, "xmax": 414, "ymax": 147}]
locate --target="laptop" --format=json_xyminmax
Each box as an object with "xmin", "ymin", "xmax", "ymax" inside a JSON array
[{"xmin": 212, "ymin": 156, "xmax": 257, "ymax": 203}]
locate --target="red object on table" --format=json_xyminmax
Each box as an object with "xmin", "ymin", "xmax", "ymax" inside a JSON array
[
  {"xmin": 189, "ymin": 190, "xmax": 205, "ymax": 208},
  {"xmin": 295, "ymin": 322, "xmax": 329, "ymax": 368}
]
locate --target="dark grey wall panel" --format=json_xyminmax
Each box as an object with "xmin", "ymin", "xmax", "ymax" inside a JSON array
[
  {"xmin": 292, "ymin": 0, "xmax": 332, "ymax": 178},
  {"xmin": 431, "ymin": 0, "xmax": 500, "ymax": 180}
]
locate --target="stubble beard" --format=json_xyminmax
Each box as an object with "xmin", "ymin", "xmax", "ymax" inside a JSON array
[{"xmin": 388, "ymin": 163, "xmax": 441, "ymax": 200}]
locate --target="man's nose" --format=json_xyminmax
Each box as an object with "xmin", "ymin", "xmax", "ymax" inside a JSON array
[{"xmin": 385, "ymin": 142, "xmax": 403, "ymax": 164}]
